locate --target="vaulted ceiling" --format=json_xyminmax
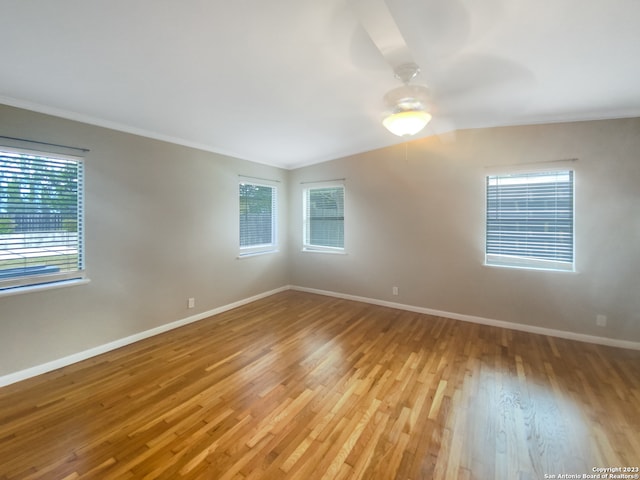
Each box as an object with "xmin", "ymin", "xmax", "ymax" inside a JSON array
[{"xmin": 1, "ymin": 0, "xmax": 639, "ymax": 168}]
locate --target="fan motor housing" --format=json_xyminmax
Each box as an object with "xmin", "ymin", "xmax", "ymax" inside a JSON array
[{"xmin": 384, "ymin": 84, "xmax": 431, "ymax": 112}]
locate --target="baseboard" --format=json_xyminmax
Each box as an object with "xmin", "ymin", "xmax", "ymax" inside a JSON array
[
  {"xmin": 291, "ymin": 286, "xmax": 640, "ymax": 351},
  {"xmin": 3, "ymin": 283, "xmax": 637, "ymax": 388},
  {"xmin": 0, "ymin": 285, "xmax": 291, "ymax": 388}
]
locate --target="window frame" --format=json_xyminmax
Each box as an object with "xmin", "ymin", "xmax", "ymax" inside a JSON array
[
  {"xmin": 302, "ymin": 182, "xmax": 345, "ymax": 253},
  {"xmin": 484, "ymin": 168, "xmax": 575, "ymax": 272},
  {"xmin": 0, "ymin": 145, "xmax": 86, "ymax": 293},
  {"xmin": 238, "ymin": 180, "xmax": 278, "ymax": 257}
]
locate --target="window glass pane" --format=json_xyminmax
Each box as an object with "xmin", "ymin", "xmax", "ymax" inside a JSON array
[
  {"xmin": 305, "ymin": 186, "xmax": 344, "ymax": 250},
  {"xmin": 0, "ymin": 149, "xmax": 84, "ymax": 289},
  {"xmin": 239, "ymin": 183, "xmax": 276, "ymax": 251},
  {"xmin": 486, "ymin": 170, "xmax": 574, "ymax": 271}
]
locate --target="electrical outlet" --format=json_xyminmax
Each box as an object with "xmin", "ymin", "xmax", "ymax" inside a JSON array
[
  {"xmin": 188, "ymin": 297, "xmax": 195, "ymax": 309},
  {"xmin": 596, "ymin": 314, "xmax": 607, "ymax": 327},
  {"xmin": 392, "ymin": 286, "xmax": 399, "ymax": 296}
]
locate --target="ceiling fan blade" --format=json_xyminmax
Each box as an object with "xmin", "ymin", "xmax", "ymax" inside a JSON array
[
  {"xmin": 385, "ymin": 0, "xmax": 471, "ymax": 69},
  {"xmin": 348, "ymin": 0, "xmax": 414, "ymax": 70},
  {"xmin": 432, "ymin": 54, "xmax": 537, "ymax": 125}
]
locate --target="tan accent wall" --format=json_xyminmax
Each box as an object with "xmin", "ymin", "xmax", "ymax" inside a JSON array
[
  {"xmin": 1, "ymin": 104, "xmax": 638, "ymax": 378},
  {"xmin": 288, "ymin": 118, "xmax": 640, "ymax": 342},
  {"xmin": 0, "ymin": 104, "xmax": 289, "ymax": 376}
]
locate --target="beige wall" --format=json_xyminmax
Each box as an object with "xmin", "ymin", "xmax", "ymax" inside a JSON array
[
  {"xmin": 0, "ymin": 105, "xmax": 289, "ymax": 376},
  {"xmin": 1, "ymin": 105, "xmax": 638, "ymax": 379},
  {"xmin": 288, "ymin": 118, "xmax": 640, "ymax": 342}
]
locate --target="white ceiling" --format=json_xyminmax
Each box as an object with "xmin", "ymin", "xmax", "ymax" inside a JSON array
[{"xmin": 1, "ymin": 0, "xmax": 639, "ymax": 169}]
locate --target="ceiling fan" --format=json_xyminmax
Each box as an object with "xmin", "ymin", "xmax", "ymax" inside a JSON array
[
  {"xmin": 348, "ymin": 0, "xmax": 535, "ymax": 139},
  {"xmin": 348, "ymin": 0, "xmax": 436, "ymax": 137},
  {"xmin": 382, "ymin": 62, "xmax": 432, "ymax": 136}
]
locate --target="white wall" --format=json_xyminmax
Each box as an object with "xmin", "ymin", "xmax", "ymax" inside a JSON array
[
  {"xmin": 0, "ymin": 105, "xmax": 289, "ymax": 377},
  {"xmin": 288, "ymin": 118, "xmax": 640, "ymax": 343}
]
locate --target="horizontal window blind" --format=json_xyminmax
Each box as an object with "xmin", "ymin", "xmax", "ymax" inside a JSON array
[
  {"xmin": 239, "ymin": 182, "xmax": 276, "ymax": 253},
  {"xmin": 486, "ymin": 170, "xmax": 574, "ymax": 271},
  {"xmin": 0, "ymin": 148, "xmax": 84, "ymax": 289},
  {"xmin": 304, "ymin": 186, "xmax": 344, "ymax": 250}
]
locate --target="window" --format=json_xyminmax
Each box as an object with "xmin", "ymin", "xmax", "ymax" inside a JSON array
[
  {"xmin": 486, "ymin": 170, "xmax": 574, "ymax": 271},
  {"xmin": 239, "ymin": 181, "xmax": 277, "ymax": 255},
  {"xmin": 303, "ymin": 184, "xmax": 345, "ymax": 252},
  {"xmin": 0, "ymin": 147, "xmax": 85, "ymax": 290}
]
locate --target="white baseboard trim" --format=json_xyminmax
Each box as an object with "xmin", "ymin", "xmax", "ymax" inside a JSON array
[
  {"xmin": 3, "ymin": 283, "xmax": 638, "ymax": 388},
  {"xmin": 0, "ymin": 286, "xmax": 291, "ymax": 388},
  {"xmin": 291, "ymin": 286, "xmax": 640, "ymax": 351}
]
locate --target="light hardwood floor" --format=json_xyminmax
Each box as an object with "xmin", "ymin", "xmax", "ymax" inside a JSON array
[{"xmin": 0, "ymin": 290, "xmax": 639, "ymax": 479}]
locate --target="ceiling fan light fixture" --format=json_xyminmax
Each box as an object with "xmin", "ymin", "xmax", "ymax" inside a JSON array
[{"xmin": 382, "ymin": 110, "xmax": 432, "ymax": 136}]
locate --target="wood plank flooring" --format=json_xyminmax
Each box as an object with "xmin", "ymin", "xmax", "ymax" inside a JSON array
[{"xmin": 0, "ymin": 290, "xmax": 639, "ymax": 479}]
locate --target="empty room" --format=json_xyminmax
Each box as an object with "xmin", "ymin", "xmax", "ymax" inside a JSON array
[{"xmin": 1, "ymin": 1, "xmax": 639, "ymax": 479}]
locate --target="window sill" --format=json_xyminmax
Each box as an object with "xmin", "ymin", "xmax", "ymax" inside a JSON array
[
  {"xmin": 237, "ymin": 249, "xmax": 279, "ymax": 259},
  {"xmin": 301, "ymin": 248, "xmax": 347, "ymax": 255},
  {"xmin": 0, "ymin": 277, "xmax": 91, "ymax": 298},
  {"xmin": 483, "ymin": 263, "xmax": 576, "ymax": 274}
]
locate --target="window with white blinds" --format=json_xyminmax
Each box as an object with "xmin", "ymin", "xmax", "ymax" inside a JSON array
[
  {"xmin": 239, "ymin": 182, "xmax": 277, "ymax": 255},
  {"xmin": 0, "ymin": 147, "xmax": 85, "ymax": 290},
  {"xmin": 486, "ymin": 170, "xmax": 574, "ymax": 271},
  {"xmin": 303, "ymin": 185, "xmax": 345, "ymax": 252}
]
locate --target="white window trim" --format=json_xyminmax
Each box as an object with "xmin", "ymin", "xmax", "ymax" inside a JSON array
[
  {"xmin": 301, "ymin": 246, "xmax": 347, "ymax": 255},
  {"xmin": 0, "ymin": 145, "xmax": 87, "ymax": 292},
  {"xmin": 238, "ymin": 179, "xmax": 278, "ymax": 258},
  {"xmin": 0, "ymin": 277, "xmax": 90, "ymax": 298},
  {"xmin": 484, "ymin": 254, "xmax": 575, "ymax": 273},
  {"xmin": 302, "ymin": 181, "xmax": 345, "ymax": 254},
  {"xmin": 484, "ymin": 166, "xmax": 575, "ymax": 273}
]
